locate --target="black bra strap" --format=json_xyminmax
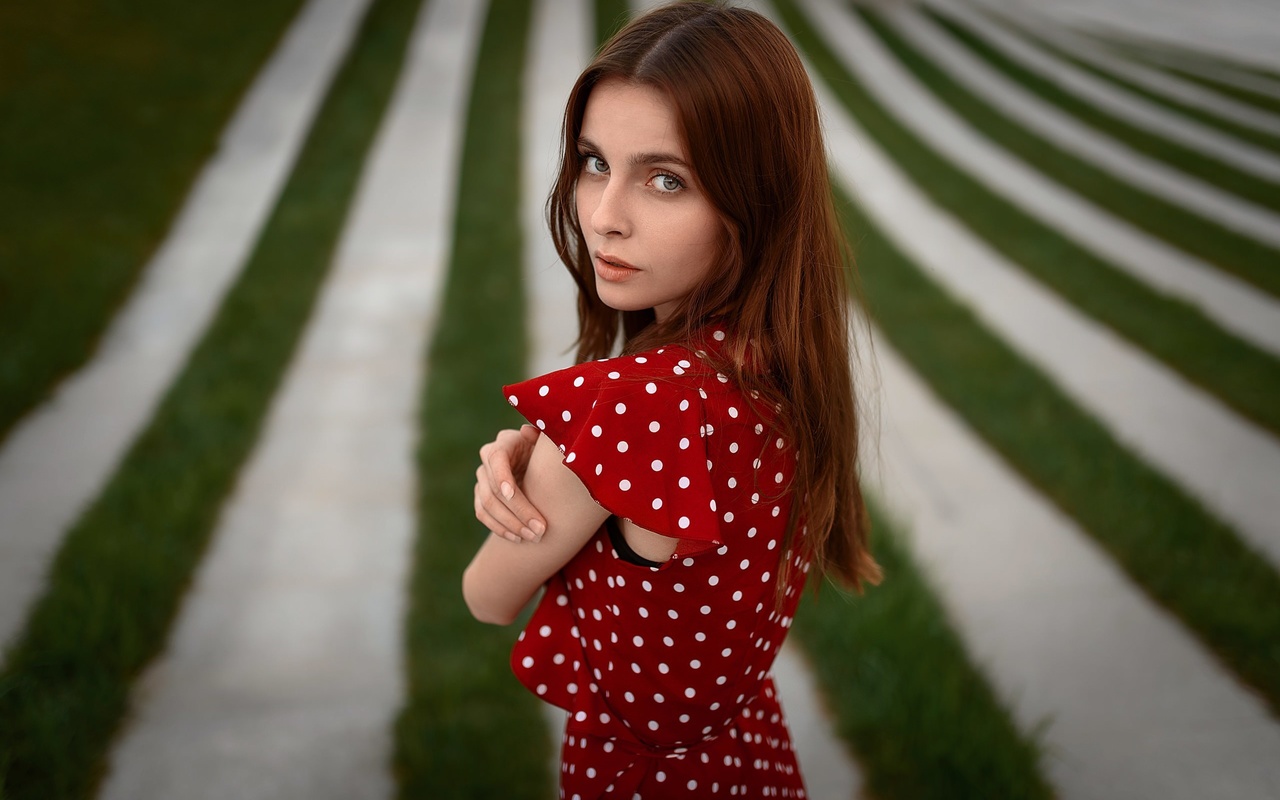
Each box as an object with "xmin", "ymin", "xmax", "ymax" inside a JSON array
[{"xmin": 605, "ymin": 517, "xmax": 665, "ymax": 568}]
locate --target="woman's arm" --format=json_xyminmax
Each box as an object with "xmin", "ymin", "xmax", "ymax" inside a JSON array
[{"xmin": 462, "ymin": 433, "xmax": 610, "ymax": 625}]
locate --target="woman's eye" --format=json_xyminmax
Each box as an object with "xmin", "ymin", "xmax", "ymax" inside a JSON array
[
  {"xmin": 583, "ymin": 155, "xmax": 608, "ymax": 175},
  {"xmin": 653, "ymin": 173, "xmax": 683, "ymax": 193}
]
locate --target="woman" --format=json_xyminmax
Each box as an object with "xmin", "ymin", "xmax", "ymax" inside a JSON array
[{"xmin": 463, "ymin": 3, "xmax": 879, "ymax": 796}]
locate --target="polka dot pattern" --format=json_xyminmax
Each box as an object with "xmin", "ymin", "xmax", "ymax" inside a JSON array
[{"xmin": 503, "ymin": 329, "xmax": 807, "ymax": 797}]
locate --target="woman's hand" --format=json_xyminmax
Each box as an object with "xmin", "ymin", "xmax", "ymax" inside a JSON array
[{"xmin": 475, "ymin": 425, "xmax": 548, "ymax": 543}]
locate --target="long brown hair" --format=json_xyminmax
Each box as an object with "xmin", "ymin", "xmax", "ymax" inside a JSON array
[{"xmin": 547, "ymin": 1, "xmax": 880, "ymax": 592}]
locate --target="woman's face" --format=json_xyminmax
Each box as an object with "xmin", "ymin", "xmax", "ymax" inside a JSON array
[{"xmin": 575, "ymin": 79, "xmax": 723, "ymax": 323}]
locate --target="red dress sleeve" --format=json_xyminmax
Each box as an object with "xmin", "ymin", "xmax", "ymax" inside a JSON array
[{"xmin": 503, "ymin": 349, "xmax": 722, "ymax": 554}]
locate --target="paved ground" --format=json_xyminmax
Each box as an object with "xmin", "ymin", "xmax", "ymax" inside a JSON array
[{"xmin": 2, "ymin": 0, "xmax": 1278, "ymax": 798}]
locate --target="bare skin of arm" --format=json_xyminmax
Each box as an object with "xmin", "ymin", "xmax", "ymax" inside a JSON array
[{"xmin": 465, "ymin": 432, "xmax": 677, "ymax": 625}]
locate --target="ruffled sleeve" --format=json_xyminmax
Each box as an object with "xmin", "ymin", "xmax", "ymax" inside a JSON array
[{"xmin": 503, "ymin": 349, "xmax": 722, "ymax": 555}]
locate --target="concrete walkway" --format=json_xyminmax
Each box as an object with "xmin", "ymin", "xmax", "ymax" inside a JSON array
[
  {"xmin": 861, "ymin": 331, "xmax": 1280, "ymax": 799},
  {"xmin": 925, "ymin": 0, "xmax": 1280, "ymax": 180},
  {"xmin": 857, "ymin": 2, "xmax": 1280, "ymax": 250},
  {"xmin": 0, "ymin": 0, "xmax": 369, "ymax": 658},
  {"xmin": 803, "ymin": 0, "xmax": 1280, "ymax": 567},
  {"xmin": 970, "ymin": 1, "xmax": 1280, "ymax": 136},
  {"xmin": 95, "ymin": 0, "xmax": 485, "ymax": 797},
  {"xmin": 854, "ymin": 5, "xmax": 1280, "ymax": 358}
]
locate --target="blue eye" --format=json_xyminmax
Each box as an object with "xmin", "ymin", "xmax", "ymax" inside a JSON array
[
  {"xmin": 653, "ymin": 173, "xmax": 683, "ymax": 193},
  {"xmin": 583, "ymin": 155, "xmax": 608, "ymax": 175}
]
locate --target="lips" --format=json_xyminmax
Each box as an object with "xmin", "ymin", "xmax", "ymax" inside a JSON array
[{"xmin": 594, "ymin": 251, "xmax": 640, "ymax": 282}]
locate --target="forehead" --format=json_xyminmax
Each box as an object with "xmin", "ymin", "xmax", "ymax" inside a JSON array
[{"xmin": 580, "ymin": 79, "xmax": 686, "ymax": 159}]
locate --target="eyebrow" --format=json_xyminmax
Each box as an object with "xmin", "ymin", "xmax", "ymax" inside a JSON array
[{"xmin": 577, "ymin": 137, "xmax": 692, "ymax": 171}]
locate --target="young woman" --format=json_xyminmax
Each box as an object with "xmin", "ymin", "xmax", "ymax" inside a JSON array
[{"xmin": 463, "ymin": 3, "xmax": 879, "ymax": 796}]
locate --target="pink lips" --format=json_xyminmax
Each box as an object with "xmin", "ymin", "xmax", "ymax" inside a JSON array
[{"xmin": 594, "ymin": 252, "xmax": 640, "ymax": 282}]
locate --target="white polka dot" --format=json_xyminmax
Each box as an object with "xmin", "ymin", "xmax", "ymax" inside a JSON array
[
  {"xmin": 659, "ymin": 663, "xmax": 670, "ymax": 674},
  {"xmin": 617, "ymin": 441, "xmax": 629, "ymax": 453},
  {"xmin": 537, "ymin": 684, "xmax": 547, "ymax": 695},
  {"xmin": 651, "ymin": 459, "xmax": 663, "ymax": 471},
  {"xmin": 664, "ymin": 635, "xmax": 675, "ymax": 646},
  {"xmin": 679, "ymin": 399, "xmax": 690, "ymax": 411},
  {"xmin": 679, "ymin": 476, "xmax": 690, "ymax": 489},
  {"xmin": 619, "ymin": 479, "xmax": 631, "ymax": 491},
  {"xmin": 649, "ymin": 721, "xmax": 660, "ymax": 731},
  {"xmin": 654, "ymin": 693, "xmax": 665, "ymax": 703},
  {"xmin": 678, "ymin": 516, "xmax": 690, "ymax": 529},
  {"xmin": 773, "ymin": 506, "xmax": 781, "ymax": 517},
  {"xmin": 762, "ymin": 571, "xmax": 771, "ymax": 582},
  {"xmin": 539, "ymin": 625, "xmax": 552, "ymax": 637},
  {"xmin": 635, "ymin": 356, "xmax": 647, "ymax": 364},
  {"xmin": 695, "ymin": 632, "xmax": 707, "ymax": 642},
  {"xmin": 775, "ymin": 472, "xmax": 784, "ymax": 483},
  {"xmin": 701, "ymin": 605, "xmax": 712, "ymax": 615},
  {"xmin": 652, "ymin": 498, "xmax": 663, "ymax": 510},
  {"xmin": 679, "ymin": 437, "xmax": 690, "ymax": 450},
  {"xmin": 535, "ymin": 419, "xmax": 545, "ymax": 430},
  {"xmin": 689, "ymin": 780, "xmax": 698, "ymax": 790},
  {"xmin": 633, "ymin": 635, "xmax": 644, "ymax": 647},
  {"xmin": 591, "ymin": 424, "xmax": 603, "ymax": 437},
  {"xmin": 562, "ymin": 410, "xmax": 572, "ymax": 422},
  {"xmin": 673, "ymin": 366, "xmax": 685, "ymax": 375},
  {"xmin": 709, "ymin": 575, "xmax": 719, "ymax": 586},
  {"xmin": 740, "ymin": 559, "xmax": 750, "ymax": 570},
  {"xmin": 565, "ymin": 452, "xmax": 576, "ymax": 463},
  {"xmin": 751, "ymin": 493, "xmax": 760, "ymax": 504},
  {"xmin": 728, "ymin": 406, "xmax": 738, "ymax": 418},
  {"xmin": 595, "ymin": 464, "xmax": 603, "ymax": 476},
  {"xmin": 668, "ymin": 609, "xmax": 679, "ymax": 619},
  {"xmin": 642, "ymin": 580, "xmax": 652, "ymax": 591},
  {"xmin": 608, "ymin": 371, "xmax": 620, "ymax": 379},
  {"xmin": 729, "ymin": 442, "xmax": 739, "ymax": 454},
  {"xmin": 615, "ymin": 402, "xmax": 627, "ymax": 414},
  {"xmin": 539, "ymin": 385, "xmax": 549, "ymax": 397},
  {"xmin": 724, "ymin": 511, "xmax": 735, "ymax": 523},
  {"xmin": 645, "ymin": 382, "xmax": 657, "ymax": 394},
  {"xmin": 714, "ymin": 330, "xmax": 726, "ymax": 341},
  {"xmin": 521, "ymin": 656, "xmax": 533, "ymax": 668},
  {"xmin": 574, "ymin": 376, "xmax": 585, "ymax": 387},
  {"xmin": 733, "ymin": 590, "xmax": 743, "ymax": 601},
  {"xmin": 674, "ymin": 583, "xmax": 685, "ymax": 592},
  {"xmin": 508, "ymin": 395, "xmax": 518, "ymax": 406}
]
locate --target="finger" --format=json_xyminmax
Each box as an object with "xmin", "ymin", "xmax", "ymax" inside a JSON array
[{"xmin": 475, "ymin": 475, "xmax": 535, "ymax": 541}]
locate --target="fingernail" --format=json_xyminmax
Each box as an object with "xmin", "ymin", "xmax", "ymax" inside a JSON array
[
  {"xmin": 501, "ymin": 482, "xmax": 514, "ymax": 500},
  {"xmin": 530, "ymin": 520, "xmax": 545, "ymax": 536},
  {"xmin": 520, "ymin": 527, "xmax": 535, "ymax": 540}
]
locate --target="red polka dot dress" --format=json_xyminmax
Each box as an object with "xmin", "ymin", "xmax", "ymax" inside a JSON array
[{"xmin": 502, "ymin": 328, "xmax": 812, "ymax": 799}]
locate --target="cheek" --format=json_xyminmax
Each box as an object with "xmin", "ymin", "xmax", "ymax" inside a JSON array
[{"xmin": 575, "ymin": 183, "xmax": 598, "ymax": 234}]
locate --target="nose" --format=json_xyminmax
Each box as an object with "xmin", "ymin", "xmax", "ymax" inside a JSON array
[{"xmin": 589, "ymin": 176, "xmax": 629, "ymax": 238}]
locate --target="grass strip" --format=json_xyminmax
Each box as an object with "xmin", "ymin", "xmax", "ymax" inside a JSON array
[
  {"xmin": 918, "ymin": 9, "xmax": 1280, "ymax": 214},
  {"xmin": 391, "ymin": 1, "xmax": 551, "ymax": 797},
  {"xmin": 808, "ymin": 5, "xmax": 1280, "ymax": 437},
  {"xmin": 908, "ymin": 7, "xmax": 1280, "ymax": 297},
  {"xmin": 973, "ymin": 10, "xmax": 1280, "ymax": 156},
  {"xmin": 775, "ymin": 0, "xmax": 1280, "ymax": 718},
  {"xmin": 0, "ymin": 0, "xmax": 306, "ymax": 446},
  {"xmin": 595, "ymin": 0, "xmax": 631, "ymax": 49},
  {"xmin": 0, "ymin": 0, "xmax": 421, "ymax": 795},
  {"xmin": 795, "ymin": 503, "xmax": 1053, "ymax": 800},
  {"xmin": 1155, "ymin": 66, "xmax": 1280, "ymax": 119}
]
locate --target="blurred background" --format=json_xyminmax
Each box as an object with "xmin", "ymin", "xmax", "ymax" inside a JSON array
[{"xmin": 1, "ymin": 0, "xmax": 1278, "ymax": 798}]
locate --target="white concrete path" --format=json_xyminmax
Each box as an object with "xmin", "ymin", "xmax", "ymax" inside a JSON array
[
  {"xmin": 969, "ymin": 2, "xmax": 1280, "ymax": 137},
  {"xmin": 863, "ymin": 332, "xmax": 1280, "ymax": 800},
  {"xmin": 1120, "ymin": 45, "xmax": 1280, "ymax": 103},
  {"xmin": 860, "ymin": 0, "xmax": 1280, "ymax": 250},
  {"xmin": 830, "ymin": 5, "xmax": 1280, "ymax": 359},
  {"xmin": 802, "ymin": 0, "xmax": 1280, "ymax": 567},
  {"xmin": 96, "ymin": 0, "xmax": 486, "ymax": 797},
  {"xmin": 925, "ymin": 0, "xmax": 1280, "ymax": 180},
  {"xmin": 0, "ymin": 0, "xmax": 369, "ymax": 658},
  {"xmin": 977, "ymin": 0, "xmax": 1280, "ymax": 74}
]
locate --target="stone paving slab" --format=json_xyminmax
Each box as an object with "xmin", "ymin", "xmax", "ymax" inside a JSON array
[
  {"xmin": 95, "ymin": 0, "xmax": 486, "ymax": 797},
  {"xmin": 925, "ymin": 0, "xmax": 1280, "ymax": 180},
  {"xmin": 803, "ymin": 0, "xmax": 1280, "ymax": 566},
  {"xmin": 874, "ymin": 5, "xmax": 1280, "ymax": 358},
  {"xmin": 862, "ymin": 331, "xmax": 1280, "ymax": 799},
  {"xmin": 0, "ymin": 0, "xmax": 370, "ymax": 659},
  {"xmin": 856, "ymin": 0, "xmax": 1280, "ymax": 250},
  {"xmin": 974, "ymin": 2, "xmax": 1280, "ymax": 136}
]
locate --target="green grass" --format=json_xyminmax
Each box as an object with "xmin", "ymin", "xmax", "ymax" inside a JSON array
[
  {"xmin": 804, "ymin": 6, "xmax": 1280, "ymax": 439},
  {"xmin": 391, "ymin": 1, "xmax": 552, "ymax": 797},
  {"xmin": 916, "ymin": 8, "xmax": 1280, "ymax": 214},
  {"xmin": 992, "ymin": 20, "xmax": 1280, "ymax": 156},
  {"xmin": 1156, "ymin": 66, "xmax": 1280, "ymax": 119},
  {"xmin": 0, "ymin": 0, "xmax": 421, "ymax": 794},
  {"xmin": 904, "ymin": 8, "xmax": 1280, "ymax": 299},
  {"xmin": 795, "ymin": 503, "xmax": 1053, "ymax": 800},
  {"xmin": 0, "ymin": 0, "xmax": 306, "ymax": 447},
  {"xmin": 595, "ymin": 0, "xmax": 630, "ymax": 48},
  {"xmin": 774, "ymin": 0, "xmax": 1280, "ymax": 717}
]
